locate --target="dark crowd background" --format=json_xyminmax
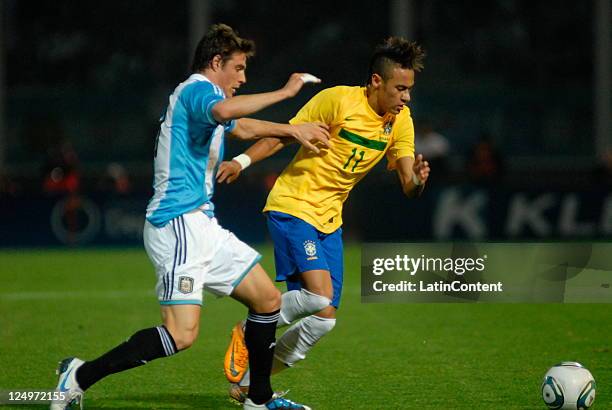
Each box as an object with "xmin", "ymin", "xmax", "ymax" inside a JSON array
[{"xmin": 0, "ymin": 0, "xmax": 610, "ymax": 246}]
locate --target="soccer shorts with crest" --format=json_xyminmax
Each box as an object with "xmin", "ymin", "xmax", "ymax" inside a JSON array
[
  {"xmin": 266, "ymin": 211, "xmax": 344, "ymax": 308},
  {"xmin": 143, "ymin": 211, "xmax": 261, "ymax": 306}
]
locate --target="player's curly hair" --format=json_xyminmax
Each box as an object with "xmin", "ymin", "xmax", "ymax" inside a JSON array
[
  {"xmin": 191, "ymin": 23, "xmax": 255, "ymax": 72},
  {"xmin": 367, "ymin": 37, "xmax": 425, "ymax": 84}
]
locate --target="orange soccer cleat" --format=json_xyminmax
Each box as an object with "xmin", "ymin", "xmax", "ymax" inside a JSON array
[{"xmin": 224, "ymin": 321, "xmax": 249, "ymax": 383}]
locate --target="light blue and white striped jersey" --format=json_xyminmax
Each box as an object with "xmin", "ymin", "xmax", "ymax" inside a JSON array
[{"xmin": 146, "ymin": 74, "xmax": 236, "ymax": 227}]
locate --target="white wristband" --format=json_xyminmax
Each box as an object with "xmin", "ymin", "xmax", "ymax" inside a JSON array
[
  {"xmin": 233, "ymin": 154, "xmax": 252, "ymax": 170},
  {"xmin": 412, "ymin": 173, "xmax": 422, "ymax": 186}
]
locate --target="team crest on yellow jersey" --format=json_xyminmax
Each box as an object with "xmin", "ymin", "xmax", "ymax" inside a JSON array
[
  {"xmin": 379, "ymin": 121, "xmax": 393, "ymax": 142},
  {"xmin": 382, "ymin": 113, "xmax": 395, "ymax": 140},
  {"xmin": 383, "ymin": 122, "xmax": 393, "ymax": 135}
]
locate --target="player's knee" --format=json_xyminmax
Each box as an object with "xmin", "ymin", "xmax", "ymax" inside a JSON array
[
  {"xmin": 315, "ymin": 304, "xmax": 336, "ymax": 319},
  {"xmin": 301, "ymin": 289, "xmax": 332, "ymax": 313},
  {"xmin": 278, "ymin": 289, "xmax": 331, "ymax": 326},
  {"xmin": 166, "ymin": 324, "xmax": 199, "ymax": 350},
  {"xmin": 265, "ymin": 287, "xmax": 282, "ymax": 312},
  {"xmin": 305, "ymin": 285, "xmax": 333, "ymax": 302},
  {"xmin": 253, "ymin": 287, "xmax": 281, "ymax": 313},
  {"xmin": 174, "ymin": 329, "xmax": 198, "ymax": 350}
]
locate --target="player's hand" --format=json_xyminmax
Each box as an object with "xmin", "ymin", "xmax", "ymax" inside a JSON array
[
  {"xmin": 412, "ymin": 154, "xmax": 430, "ymax": 185},
  {"xmin": 282, "ymin": 73, "xmax": 322, "ymax": 98},
  {"xmin": 216, "ymin": 160, "xmax": 242, "ymax": 184},
  {"xmin": 291, "ymin": 122, "xmax": 331, "ymax": 154}
]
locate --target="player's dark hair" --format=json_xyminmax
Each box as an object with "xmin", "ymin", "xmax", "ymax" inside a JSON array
[
  {"xmin": 367, "ymin": 37, "xmax": 425, "ymax": 84},
  {"xmin": 191, "ymin": 23, "xmax": 255, "ymax": 72}
]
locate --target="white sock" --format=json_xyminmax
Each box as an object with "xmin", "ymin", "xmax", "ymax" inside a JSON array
[
  {"xmin": 238, "ymin": 370, "xmax": 250, "ymax": 387},
  {"xmin": 278, "ymin": 289, "xmax": 331, "ymax": 327},
  {"xmin": 274, "ymin": 315, "xmax": 336, "ymax": 367}
]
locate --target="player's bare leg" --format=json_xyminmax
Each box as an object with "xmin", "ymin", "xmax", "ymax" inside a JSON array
[
  {"xmin": 161, "ymin": 305, "xmax": 201, "ymax": 349},
  {"xmin": 231, "ymin": 263, "xmax": 281, "ymax": 312},
  {"xmin": 299, "ymin": 269, "xmax": 334, "ymax": 300}
]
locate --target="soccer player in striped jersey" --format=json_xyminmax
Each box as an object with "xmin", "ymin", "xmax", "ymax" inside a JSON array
[
  {"xmin": 50, "ymin": 24, "xmax": 330, "ymax": 410},
  {"xmin": 218, "ymin": 37, "xmax": 430, "ymax": 402}
]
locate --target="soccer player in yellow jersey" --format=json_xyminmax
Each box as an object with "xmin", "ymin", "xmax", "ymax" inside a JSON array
[{"xmin": 218, "ymin": 37, "xmax": 430, "ymax": 401}]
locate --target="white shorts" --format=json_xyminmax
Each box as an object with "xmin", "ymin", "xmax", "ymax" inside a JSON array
[{"xmin": 143, "ymin": 212, "xmax": 261, "ymax": 306}]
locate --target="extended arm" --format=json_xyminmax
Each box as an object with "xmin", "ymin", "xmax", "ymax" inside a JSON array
[
  {"xmin": 212, "ymin": 73, "xmax": 310, "ymax": 122},
  {"xmin": 230, "ymin": 118, "xmax": 329, "ymax": 152},
  {"xmin": 243, "ymin": 137, "xmax": 292, "ymax": 162},
  {"xmin": 395, "ymin": 154, "xmax": 430, "ymax": 197},
  {"xmin": 217, "ymin": 85, "xmax": 338, "ymax": 183}
]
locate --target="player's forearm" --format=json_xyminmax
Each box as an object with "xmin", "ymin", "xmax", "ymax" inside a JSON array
[
  {"xmin": 396, "ymin": 157, "xmax": 425, "ymax": 197},
  {"xmin": 212, "ymin": 90, "xmax": 291, "ymax": 123},
  {"xmin": 232, "ymin": 118, "xmax": 297, "ymax": 141},
  {"xmin": 243, "ymin": 138, "xmax": 287, "ymax": 164}
]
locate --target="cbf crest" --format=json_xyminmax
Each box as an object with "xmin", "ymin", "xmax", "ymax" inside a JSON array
[
  {"xmin": 178, "ymin": 276, "xmax": 194, "ymax": 294},
  {"xmin": 381, "ymin": 113, "xmax": 395, "ymax": 142},
  {"xmin": 383, "ymin": 121, "xmax": 393, "ymax": 135},
  {"xmin": 303, "ymin": 240, "xmax": 318, "ymax": 261}
]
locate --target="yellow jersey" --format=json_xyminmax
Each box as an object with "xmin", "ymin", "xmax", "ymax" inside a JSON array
[{"xmin": 263, "ymin": 86, "xmax": 415, "ymax": 233}]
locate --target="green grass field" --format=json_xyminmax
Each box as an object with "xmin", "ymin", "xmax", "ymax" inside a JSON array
[{"xmin": 0, "ymin": 246, "xmax": 610, "ymax": 409}]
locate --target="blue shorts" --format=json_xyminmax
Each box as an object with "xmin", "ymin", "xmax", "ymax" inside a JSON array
[{"xmin": 266, "ymin": 211, "xmax": 344, "ymax": 308}]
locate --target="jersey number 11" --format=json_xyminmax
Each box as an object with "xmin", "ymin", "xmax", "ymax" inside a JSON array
[{"xmin": 343, "ymin": 148, "xmax": 365, "ymax": 172}]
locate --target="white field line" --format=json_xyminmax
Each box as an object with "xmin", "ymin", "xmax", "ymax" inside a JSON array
[{"xmin": 0, "ymin": 290, "xmax": 154, "ymax": 301}]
